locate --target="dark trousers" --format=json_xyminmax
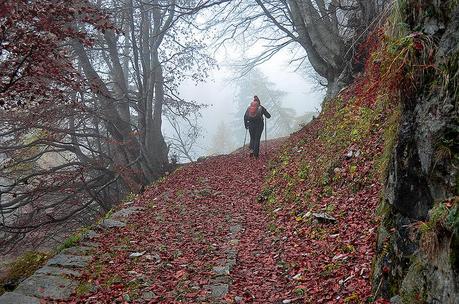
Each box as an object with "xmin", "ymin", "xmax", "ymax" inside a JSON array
[{"xmin": 249, "ymin": 122, "xmax": 264, "ymax": 157}]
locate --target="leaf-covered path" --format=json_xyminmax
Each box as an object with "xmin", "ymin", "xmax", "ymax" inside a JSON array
[
  {"xmin": 72, "ymin": 140, "xmax": 291, "ymax": 303},
  {"xmin": 1, "ymin": 95, "xmax": 394, "ymax": 303}
]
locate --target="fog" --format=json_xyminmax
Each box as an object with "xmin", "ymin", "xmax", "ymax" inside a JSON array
[{"xmin": 172, "ymin": 49, "xmax": 325, "ymax": 159}]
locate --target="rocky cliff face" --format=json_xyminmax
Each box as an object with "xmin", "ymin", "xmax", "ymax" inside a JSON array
[{"xmin": 373, "ymin": 1, "xmax": 459, "ymax": 303}]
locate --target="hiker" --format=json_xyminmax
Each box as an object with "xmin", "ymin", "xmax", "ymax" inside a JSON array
[{"xmin": 244, "ymin": 95, "xmax": 271, "ymax": 158}]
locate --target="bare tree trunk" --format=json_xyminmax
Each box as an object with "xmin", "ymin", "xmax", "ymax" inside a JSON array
[
  {"xmin": 287, "ymin": 0, "xmax": 347, "ymax": 97},
  {"xmin": 104, "ymin": 29, "xmax": 132, "ymax": 127},
  {"xmin": 72, "ymin": 40, "xmax": 147, "ymax": 189},
  {"xmin": 148, "ymin": 51, "xmax": 169, "ymax": 172}
]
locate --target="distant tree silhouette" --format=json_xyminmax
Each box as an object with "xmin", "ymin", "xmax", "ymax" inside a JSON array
[{"xmin": 210, "ymin": 121, "xmax": 235, "ymax": 155}]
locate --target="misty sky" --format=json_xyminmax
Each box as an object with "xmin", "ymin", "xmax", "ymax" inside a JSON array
[{"xmin": 173, "ymin": 47, "xmax": 325, "ymax": 157}]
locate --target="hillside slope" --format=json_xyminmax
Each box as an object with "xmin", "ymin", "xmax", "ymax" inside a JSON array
[{"xmin": 258, "ymin": 84, "xmax": 396, "ymax": 302}]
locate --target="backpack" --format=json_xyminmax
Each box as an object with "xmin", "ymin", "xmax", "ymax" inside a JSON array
[{"xmin": 246, "ymin": 101, "xmax": 262, "ymax": 121}]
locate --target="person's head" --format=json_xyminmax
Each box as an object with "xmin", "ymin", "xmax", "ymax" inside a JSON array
[{"xmin": 253, "ymin": 95, "xmax": 260, "ymax": 105}]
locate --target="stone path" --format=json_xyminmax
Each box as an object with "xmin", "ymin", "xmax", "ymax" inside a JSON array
[
  {"xmin": 0, "ymin": 204, "xmax": 144, "ymax": 303},
  {"xmin": 1, "ymin": 141, "xmax": 286, "ymax": 303},
  {"xmin": 205, "ymin": 221, "xmax": 243, "ymax": 302}
]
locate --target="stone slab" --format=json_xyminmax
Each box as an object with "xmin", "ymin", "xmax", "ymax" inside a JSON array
[
  {"xmin": 14, "ymin": 274, "xmax": 78, "ymax": 300},
  {"xmin": 312, "ymin": 212, "xmax": 337, "ymax": 223},
  {"xmin": 227, "ymin": 249, "xmax": 237, "ymax": 259},
  {"xmin": 111, "ymin": 207, "xmax": 144, "ymax": 219},
  {"xmin": 0, "ymin": 292, "xmax": 40, "ymax": 304},
  {"xmin": 141, "ymin": 291, "xmax": 156, "ymax": 301},
  {"xmin": 80, "ymin": 241, "xmax": 99, "ymax": 248},
  {"xmin": 212, "ymin": 265, "xmax": 230, "ymax": 276},
  {"xmin": 228, "ymin": 239, "xmax": 239, "ymax": 246},
  {"xmin": 213, "ymin": 275, "xmax": 231, "ymax": 284},
  {"xmin": 100, "ymin": 219, "xmax": 126, "ymax": 229},
  {"xmin": 227, "ymin": 258, "xmax": 237, "ymax": 269},
  {"xmin": 60, "ymin": 246, "xmax": 92, "ymax": 256},
  {"xmin": 209, "ymin": 284, "xmax": 229, "ymax": 298},
  {"xmin": 46, "ymin": 254, "xmax": 92, "ymax": 268},
  {"xmin": 229, "ymin": 224, "xmax": 242, "ymax": 234},
  {"xmin": 82, "ymin": 230, "xmax": 99, "ymax": 240},
  {"xmin": 35, "ymin": 266, "xmax": 81, "ymax": 277}
]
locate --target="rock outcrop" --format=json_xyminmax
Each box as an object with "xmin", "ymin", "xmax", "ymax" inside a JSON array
[{"xmin": 373, "ymin": 2, "xmax": 459, "ymax": 303}]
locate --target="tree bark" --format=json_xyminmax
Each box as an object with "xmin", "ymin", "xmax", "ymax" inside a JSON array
[{"xmin": 286, "ymin": 0, "xmax": 348, "ymax": 95}]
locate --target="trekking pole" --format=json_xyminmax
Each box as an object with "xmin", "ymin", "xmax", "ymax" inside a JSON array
[
  {"xmin": 264, "ymin": 117, "xmax": 268, "ymax": 156},
  {"xmin": 243, "ymin": 129, "xmax": 248, "ymax": 151}
]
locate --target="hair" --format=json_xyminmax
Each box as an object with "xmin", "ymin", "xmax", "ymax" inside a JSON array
[{"xmin": 253, "ymin": 95, "xmax": 260, "ymax": 104}]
